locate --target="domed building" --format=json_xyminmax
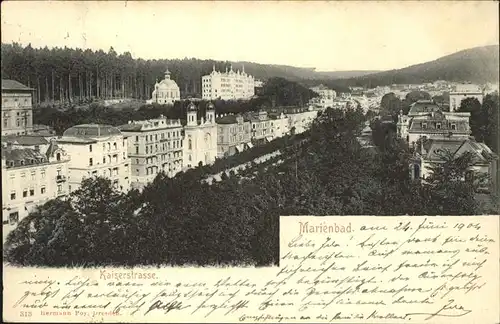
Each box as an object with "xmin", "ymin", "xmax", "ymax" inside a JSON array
[
  {"xmin": 57, "ymin": 124, "xmax": 131, "ymax": 193},
  {"xmin": 150, "ymin": 68, "xmax": 181, "ymax": 105}
]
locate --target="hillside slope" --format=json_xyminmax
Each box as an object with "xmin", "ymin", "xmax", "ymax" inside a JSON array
[{"xmin": 338, "ymin": 45, "xmax": 499, "ymax": 87}]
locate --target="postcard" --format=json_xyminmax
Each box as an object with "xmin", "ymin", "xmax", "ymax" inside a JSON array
[{"xmin": 2, "ymin": 1, "xmax": 499, "ymax": 323}]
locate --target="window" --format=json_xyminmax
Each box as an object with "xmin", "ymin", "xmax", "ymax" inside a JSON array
[
  {"xmin": 10, "ymin": 191, "xmax": 16, "ymax": 200},
  {"xmin": 9, "ymin": 212, "xmax": 19, "ymax": 225},
  {"xmin": 136, "ymin": 169, "xmax": 139, "ymax": 175},
  {"xmin": 30, "ymin": 188, "xmax": 35, "ymax": 196},
  {"xmin": 89, "ymin": 144, "xmax": 93, "ymax": 152},
  {"xmin": 41, "ymin": 186, "xmax": 46, "ymax": 194},
  {"xmin": 188, "ymin": 139, "xmax": 192, "ymax": 150},
  {"xmin": 56, "ymin": 153, "xmax": 61, "ymax": 161},
  {"xmin": 57, "ymin": 185, "xmax": 62, "ymax": 193},
  {"xmin": 451, "ymin": 124, "xmax": 457, "ymax": 130},
  {"xmin": 136, "ymin": 146, "xmax": 139, "ymax": 154},
  {"xmin": 113, "ymin": 142, "xmax": 117, "ymax": 150},
  {"xmin": 136, "ymin": 136, "xmax": 139, "ymax": 142},
  {"xmin": 21, "ymin": 172, "xmax": 26, "ymax": 178},
  {"xmin": 436, "ymin": 123, "xmax": 442, "ymax": 129},
  {"xmin": 23, "ymin": 189, "xmax": 28, "ymax": 198},
  {"xmin": 103, "ymin": 143, "xmax": 106, "ymax": 151},
  {"xmin": 31, "ymin": 171, "xmax": 36, "ymax": 180},
  {"xmin": 103, "ymin": 156, "xmax": 106, "ymax": 164},
  {"xmin": 146, "ymin": 146, "xmax": 149, "ymax": 154},
  {"xmin": 422, "ymin": 123, "xmax": 427, "ymax": 129},
  {"xmin": 89, "ymin": 158, "xmax": 93, "ymax": 166},
  {"xmin": 136, "ymin": 159, "xmax": 139, "ymax": 164}
]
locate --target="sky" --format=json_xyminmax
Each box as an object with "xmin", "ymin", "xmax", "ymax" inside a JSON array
[{"xmin": 1, "ymin": 1, "xmax": 499, "ymax": 72}]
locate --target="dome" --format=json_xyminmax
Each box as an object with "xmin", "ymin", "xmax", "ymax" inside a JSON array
[
  {"xmin": 206, "ymin": 102, "xmax": 215, "ymax": 110},
  {"xmin": 63, "ymin": 124, "xmax": 122, "ymax": 138},
  {"xmin": 188, "ymin": 102, "xmax": 197, "ymax": 111},
  {"xmin": 156, "ymin": 78, "xmax": 179, "ymax": 91}
]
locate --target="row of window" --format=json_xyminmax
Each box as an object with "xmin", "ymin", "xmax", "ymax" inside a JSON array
[
  {"xmin": 9, "ymin": 168, "xmax": 62, "ymax": 180},
  {"xmin": 89, "ymin": 154, "xmax": 123, "ymax": 166},
  {"xmin": 136, "ymin": 131, "xmax": 182, "ymax": 143},
  {"xmin": 9, "ymin": 184, "xmax": 63, "ymax": 200},
  {"xmin": 89, "ymin": 141, "xmax": 125, "ymax": 153},
  {"xmin": 137, "ymin": 141, "xmax": 183, "ymax": 155},
  {"xmin": 420, "ymin": 122, "xmax": 457, "ymax": 130}
]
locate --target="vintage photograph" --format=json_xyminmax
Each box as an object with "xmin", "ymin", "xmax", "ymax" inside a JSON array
[{"xmin": 2, "ymin": 1, "xmax": 499, "ymax": 270}]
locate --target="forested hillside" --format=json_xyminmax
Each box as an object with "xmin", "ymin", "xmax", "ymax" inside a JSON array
[
  {"xmin": 338, "ymin": 45, "xmax": 500, "ymax": 87},
  {"xmin": 1, "ymin": 43, "xmax": 355, "ymax": 105}
]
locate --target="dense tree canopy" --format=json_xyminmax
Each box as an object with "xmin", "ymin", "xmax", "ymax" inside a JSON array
[
  {"xmin": 458, "ymin": 93, "xmax": 499, "ymax": 153},
  {"xmin": 1, "ymin": 43, "xmax": 335, "ymax": 108}
]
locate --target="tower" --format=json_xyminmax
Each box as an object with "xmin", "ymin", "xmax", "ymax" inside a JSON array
[
  {"xmin": 206, "ymin": 102, "xmax": 215, "ymax": 124},
  {"xmin": 164, "ymin": 67, "xmax": 171, "ymax": 80},
  {"xmin": 187, "ymin": 102, "xmax": 197, "ymax": 126}
]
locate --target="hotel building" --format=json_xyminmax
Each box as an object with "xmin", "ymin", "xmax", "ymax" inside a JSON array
[
  {"xmin": 57, "ymin": 124, "xmax": 131, "ymax": 193},
  {"xmin": 2, "ymin": 79, "xmax": 34, "ymax": 136},
  {"xmin": 119, "ymin": 116, "xmax": 184, "ymax": 190},
  {"xmin": 202, "ymin": 65, "xmax": 255, "ymax": 100},
  {"xmin": 449, "ymin": 84, "xmax": 483, "ymax": 112},
  {"xmin": 2, "ymin": 140, "xmax": 70, "ymax": 227},
  {"xmin": 216, "ymin": 114, "xmax": 252, "ymax": 158}
]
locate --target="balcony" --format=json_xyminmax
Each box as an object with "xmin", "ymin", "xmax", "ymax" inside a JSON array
[{"xmin": 56, "ymin": 175, "xmax": 67, "ymax": 183}]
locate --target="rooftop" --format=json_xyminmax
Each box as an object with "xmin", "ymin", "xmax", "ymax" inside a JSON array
[
  {"xmin": 2, "ymin": 79, "xmax": 34, "ymax": 91},
  {"xmin": 119, "ymin": 117, "xmax": 182, "ymax": 132},
  {"xmin": 2, "ymin": 147, "xmax": 47, "ymax": 168},
  {"xmin": 418, "ymin": 138, "xmax": 497, "ymax": 162},
  {"xmin": 408, "ymin": 100, "xmax": 442, "ymax": 116},
  {"xmin": 1, "ymin": 135, "xmax": 49, "ymax": 146},
  {"xmin": 62, "ymin": 124, "xmax": 122, "ymax": 138}
]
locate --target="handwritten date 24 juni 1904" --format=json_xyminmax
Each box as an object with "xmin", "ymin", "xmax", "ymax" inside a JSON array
[{"xmin": 4, "ymin": 216, "xmax": 499, "ymax": 323}]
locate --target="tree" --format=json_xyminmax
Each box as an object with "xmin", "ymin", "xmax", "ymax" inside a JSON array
[{"xmin": 380, "ymin": 92, "xmax": 402, "ymax": 117}]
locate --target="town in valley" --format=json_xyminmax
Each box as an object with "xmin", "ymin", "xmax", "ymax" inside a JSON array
[{"xmin": 1, "ymin": 1, "xmax": 498, "ymax": 267}]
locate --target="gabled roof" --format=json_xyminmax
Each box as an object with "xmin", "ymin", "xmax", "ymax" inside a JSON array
[
  {"xmin": 419, "ymin": 138, "xmax": 498, "ymax": 162},
  {"xmin": 2, "ymin": 79, "xmax": 34, "ymax": 91}
]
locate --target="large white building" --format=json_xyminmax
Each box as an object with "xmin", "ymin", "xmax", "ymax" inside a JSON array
[
  {"xmin": 309, "ymin": 84, "xmax": 337, "ymax": 109},
  {"xmin": 149, "ymin": 68, "xmax": 181, "ymax": 105},
  {"xmin": 449, "ymin": 84, "xmax": 483, "ymax": 111},
  {"xmin": 183, "ymin": 102, "xmax": 218, "ymax": 168},
  {"xmin": 119, "ymin": 116, "xmax": 184, "ymax": 190},
  {"xmin": 201, "ymin": 65, "xmax": 255, "ymax": 100},
  {"xmin": 57, "ymin": 124, "xmax": 131, "ymax": 193},
  {"xmin": 2, "ymin": 140, "xmax": 70, "ymax": 229},
  {"xmin": 2, "ymin": 79, "xmax": 34, "ymax": 136}
]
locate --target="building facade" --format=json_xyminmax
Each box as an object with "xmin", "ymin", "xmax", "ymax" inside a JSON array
[
  {"xmin": 309, "ymin": 84, "xmax": 337, "ymax": 109},
  {"xmin": 2, "ymin": 141, "xmax": 70, "ymax": 228},
  {"xmin": 2, "ymin": 79, "xmax": 34, "ymax": 136},
  {"xmin": 410, "ymin": 138, "xmax": 498, "ymax": 192},
  {"xmin": 201, "ymin": 65, "xmax": 255, "ymax": 100},
  {"xmin": 183, "ymin": 102, "xmax": 218, "ymax": 168},
  {"xmin": 285, "ymin": 107, "xmax": 318, "ymax": 134},
  {"xmin": 269, "ymin": 112, "xmax": 290, "ymax": 139},
  {"xmin": 449, "ymin": 84, "xmax": 483, "ymax": 112},
  {"xmin": 244, "ymin": 111, "xmax": 272, "ymax": 145},
  {"xmin": 119, "ymin": 116, "xmax": 184, "ymax": 190},
  {"xmin": 149, "ymin": 69, "xmax": 181, "ymax": 105},
  {"xmin": 216, "ymin": 114, "xmax": 252, "ymax": 158},
  {"xmin": 57, "ymin": 124, "xmax": 131, "ymax": 193}
]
